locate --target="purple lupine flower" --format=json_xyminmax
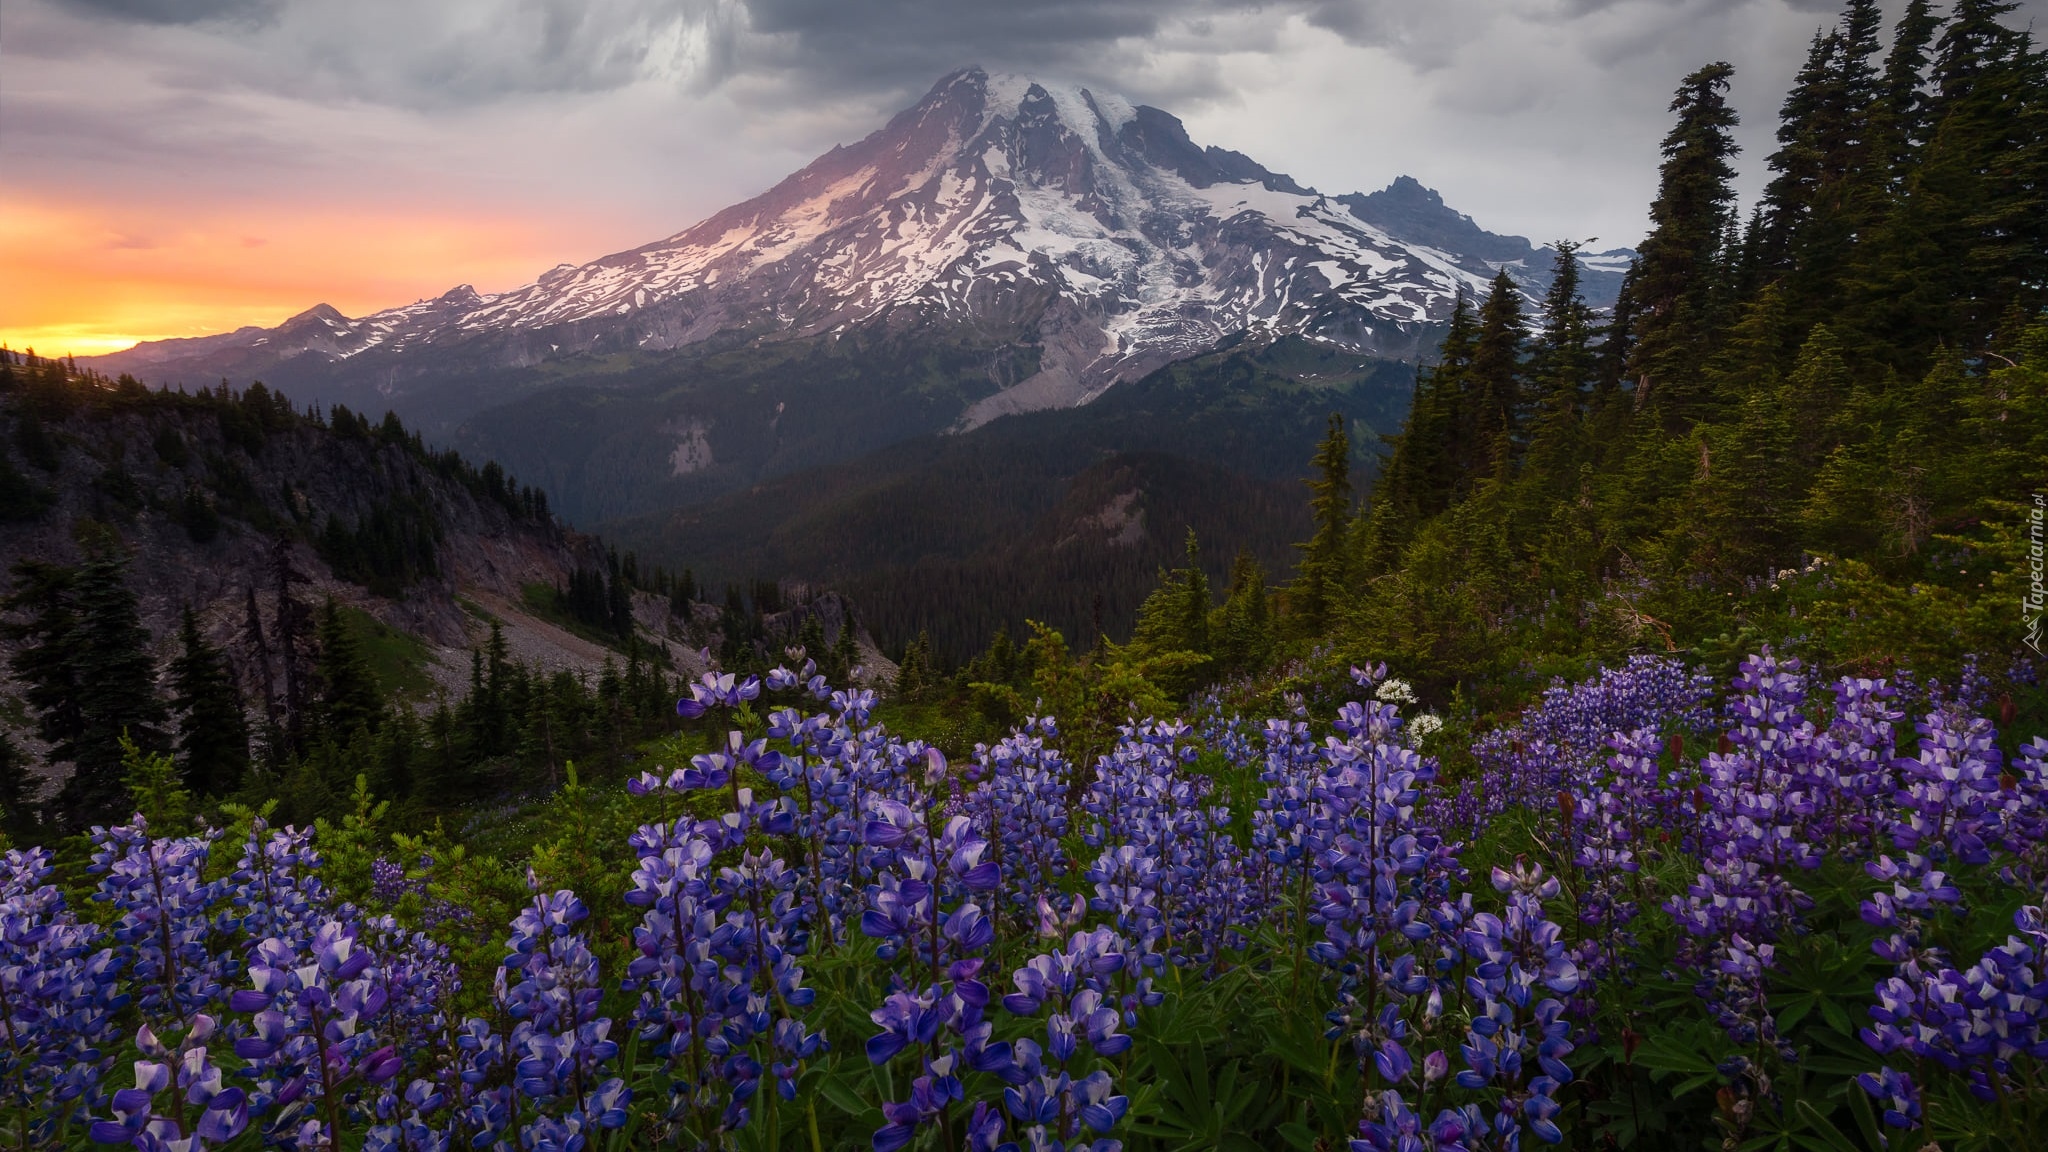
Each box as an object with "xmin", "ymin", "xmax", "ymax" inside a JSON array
[
  {"xmin": 2, "ymin": 846, "xmax": 126, "ymax": 1143},
  {"xmin": 226, "ymin": 819, "xmax": 331, "ymax": 952},
  {"xmin": 463, "ymin": 885, "xmax": 630, "ymax": 1150},
  {"xmin": 88, "ymin": 1015, "xmax": 248, "ymax": 1150},
  {"xmin": 230, "ymin": 918, "xmax": 401, "ymax": 1144},
  {"xmin": 90, "ymin": 818, "xmax": 231, "ymax": 1023},
  {"xmin": 677, "ymin": 672, "xmax": 763, "ymax": 718}
]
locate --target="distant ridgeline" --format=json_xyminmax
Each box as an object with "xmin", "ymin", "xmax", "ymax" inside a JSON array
[{"xmin": 0, "ymin": 347, "xmax": 557, "ymax": 552}]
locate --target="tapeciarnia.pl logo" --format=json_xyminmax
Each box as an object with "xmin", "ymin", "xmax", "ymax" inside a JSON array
[{"xmin": 2027, "ymin": 492, "xmax": 2044, "ymax": 654}]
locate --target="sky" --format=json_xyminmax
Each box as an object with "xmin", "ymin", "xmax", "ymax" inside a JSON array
[{"xmin": 5, "ymin": 0, "xmax": 2043, "ymax": 356}]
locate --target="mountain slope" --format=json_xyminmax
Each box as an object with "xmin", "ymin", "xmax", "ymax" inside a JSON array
[
  {"xmin": 0, "ymin": 364, "xmax": 664, "ymax": 734},
  {"xmin": 602, "ymin": 337, "xmax": 1413, "ymax": 658},
  {"xmin": 87, "ymin": 68, "xmax": 1628, "ymax": 435}
]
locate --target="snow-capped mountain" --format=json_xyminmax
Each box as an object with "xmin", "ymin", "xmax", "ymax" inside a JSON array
[{"xmin": 92, "ymin": 68, "xmax": 1629, "ymax": 425}]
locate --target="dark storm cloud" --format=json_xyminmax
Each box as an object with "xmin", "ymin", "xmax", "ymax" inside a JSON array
[
  {"xmin": 732, "ymin": 0, "xmax": 1270, "ymax": 83},
  {"xmin": 27, "ymin": 0, "xmax": 2045, "ymax": 112},
  {"xmin": 10, "ymin": 0, "xmax": 2048, "ymax": 264},
  {"xmin": 52, "ymin": 0, "xmax": 274, "ymax": 24}
]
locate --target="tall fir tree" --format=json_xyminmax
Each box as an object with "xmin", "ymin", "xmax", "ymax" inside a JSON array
[
  {"xmin": 1133, "ymin": 530, "xmax": 1212, "ymax": 658},
  {"xmin": 271, "ymin": 538, "xmax": 312, "ymax": 758},
  {"xmin": 168, "ymin": 608, "xmax": 250, "ymax": 797},
  {"xmin": 1754, "ymin": 29, "xmax": 1845, "ymax": 279},
  {"xmin": 313, "ymin": 598, "xmax": 384, "ymax": 740},
  {"xmin": 63, "ymin": 543, "xmax": 167, "ymax": 826},
  {"xmin": 832, "ymin": 612, "xmax": 859, "ymax": 681},
  {"xmin": 1465, "ymin": 271, "xmax": 1529, "ymax": 477},
  {"xmin": 606, "ymin": 548, "xmax": 634, "ymax": 639},
  {"xmin": 0, "ymin": 732, "xmax": 27, "ymax": 834},
  {"xmin": 1523, "ymin": 242, "xmax": 1596, "ymax": 486},
  {"xmin": 1625, "ymin": 61, "xmax": 1742, "ymax": 425},
  {"xmin": 1850, "ymin": 0, "xmax": 2040, "ymax": 367},
  {"xmin": 3, "ymin": 561, "xmax": 83, "ymax": 778},
  {"xmin": 895, "ymin": 631, "xmax": 934, "ymax": 701},
  {"xmin": 1360, "ymin": 293, "xmax": 1475, "ymax": 573},
  {"xmin": 1291, "ymin": 413, "xmax": 1352, "ymax": 631},
  {"xmin": 1870, "ymin": 0, "xmax": 1943, "ymax": 185},
  {"xmin": 1209, "ymin": 549, "xmax": 1271, "ymax": 675}
]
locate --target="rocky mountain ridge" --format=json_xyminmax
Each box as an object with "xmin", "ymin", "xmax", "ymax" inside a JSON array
[
  {"xmin": 0, "ymin": 378, "xmax": 627, "ymax": 714},
  {"xmin": 87, "ymin": 68, "xmax": 1630, "ymax": 427}
]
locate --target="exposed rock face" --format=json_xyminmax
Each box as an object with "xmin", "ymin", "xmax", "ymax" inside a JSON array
[
  {"xmin": 87, "ymin": 68, "xmax": 1631, "ymax": 423},
  {"xmin": 0, "ymin": 396, "xmax": 610, "ymax": 720}
]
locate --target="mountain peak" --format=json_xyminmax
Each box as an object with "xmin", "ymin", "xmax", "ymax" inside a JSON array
[
  {"xmin": 90, "ymin": 68, "xmax": 1629, "ymax": 410},
  {"xmin": 1337, "ymin": 178, "xmax": 1536, "ymax": 268},
  {"xmin": 289, "ymin": 303, "xmax": 351, "ymax": 324}
]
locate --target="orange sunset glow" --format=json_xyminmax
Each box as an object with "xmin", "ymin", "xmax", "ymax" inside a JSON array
[{"xmin": 0, "ymin": 192, "xmax": 639, "ymax": 359}]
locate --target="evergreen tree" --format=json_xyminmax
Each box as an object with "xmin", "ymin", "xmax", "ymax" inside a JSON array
[
  {"xmin": 457, "ymin": 622, "xmax": 517, "ymax": 761},
  {"xmin": 1781, "ymin": 324, "xmax": 1856, "ymax": 475},
  {"xmin": 606, "ymin": 548, "xmax": 634, "ymax": 639},
  {"xmin": 1133, "ymin": 531, "xmax": 1213, "ymax": 658},
  {"xmin": 3, "ymin": 562, "xmax": 82, "ymax": 776},
  {"xmin": 1360, "ymin": 294, "xmax": 1475, "ymax": 573},
  {"xmin": 1466, "ymin": 271, "xmax": 1528, "ymax": 475},
  {"xmin": 1754, "ymin": 29, "xmax": 1845, "ymax": 279},
  {"xmin": 1593, "ymin": 262, "xmax": 1640, "ymax": 405},
  {"xmin": 1291, "ymin": 413, "xmax": 1353, "ymax": 631},
  {"xmin": 180, "ymin": 485, "xmax": 220, "ymax": 543},
  {"xmin": 0, "ymin": 443, "xmax": 50, "ymax": 522},
  {"xmin": 63, "ymin": 544, "xmax": 168, "ymax": 826},
  {"xmin": 271, "ymin": 538, "xmax": 312, "ymax": 758},
  {"xmin": 519, "ymin": 676, "xmax": 563, "ymax": 788},
  {"xmin": 1836, "ymin": 0, "xmax": 1886, "ymax": 111},
  {"xmin": 1626, "ymin": 62, "xmax": 1742, "ymax": 425},
  {"xmin": 1869, "ymin": 0, "xmax": 1943, "ymax": 184},
  {"xmin": 1850, "ymin": 0, "xmax": 2041, "ymax": 367},
  {"xmin": 417, "ymin": 703, "xmax": 463, "ymax": 804},
  {"xmin": 1523, "ymin": 242, "xmax": 1596, "ymax": 483},
  {"xmin": 0, "ymin": 732, "xmax": 30, "ymax": 833},
  {"xmin": 121, "ymin": 733, "xmax": 191, "ymax": 831},
  {"xmin": 597, "ymin": 658, "xmax": 626, "ymax": 760},
  {"xmin": 670, "ymin": 568, "xmax": 697, "ymax": 615},
  {"xmin": 168, "ymin": 608, "xmax": 249, "ymax": 797},
  {"xmin": 896, "ymin": 631, "xmax": 934, "ymax": 701},
  {"xmin": 241, "ymin": 583, "xmax": 282, "ymax": 764},
  {"xmin": 832, "ymin": 612, "xmax": 859, "ymax": 681},
  {"xmin": 1707, "ymin": 282, "xmax": 1798, "ymax": 401},
  {"xmin": 314, "ymin": 598, "xmax": 384, "ymax": 740},
  {"xmin": 798, "ymin": 614, "xmax": 828, "ymax": 670},
  {"xmin": 1428, "ymin": 291, "xmax": 1480, "ymax": 493},
  {"xmin": 372, "ymin": 710, "xmax": 421, "ymax": 803},
  {"xmin": 1209, "ymin": 550, "xmax": 1271, "ymax": 674}
]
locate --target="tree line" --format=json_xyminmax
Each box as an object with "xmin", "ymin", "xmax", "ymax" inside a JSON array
[
  {"xmin": 1306, "ymin": 0, "xmax": 2045, "ymax": 702},
  {"xmin": 0, "ymin": 535, "xmax": 689, "ymax": 835}
]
